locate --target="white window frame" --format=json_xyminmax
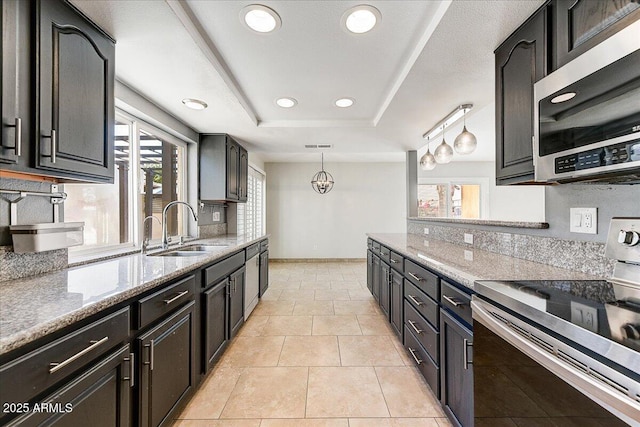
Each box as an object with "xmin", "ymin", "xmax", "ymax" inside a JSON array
[{"xmin": 417, "ymin": 177, "xmax": 490, "ymax": 219}]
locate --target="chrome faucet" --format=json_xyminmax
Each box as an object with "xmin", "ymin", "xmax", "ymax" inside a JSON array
[
  {"xmin": 161, "ymin": 201, "xmax": 198, "ymax": 250},
  {"xmin": 141, "ymin": 215, "xmax": 162, "ymax": 254}
]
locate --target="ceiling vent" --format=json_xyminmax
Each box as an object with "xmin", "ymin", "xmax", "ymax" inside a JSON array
[{"xmin": 305, "ymin": 144, "xmax": 333, "ymax": 149}]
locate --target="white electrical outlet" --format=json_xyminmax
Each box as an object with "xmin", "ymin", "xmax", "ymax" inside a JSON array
[
  {"xmin": 424, "ymin": 227, "xmax": 429, "ymax": 235},
  {"xmin": 212, "ymin": 211, "xmax": 220, "ymax": 221},
  {"xmin": 423, "ymin": 240, "xmax": 429, "ymax": 247},
  {"xmin": 464, "ymin": 233, "xmax": 474, "ymax": 244},
  {"xmin": 464, "ymin": 250, "xmax": 473, "ymax": 261},
  {"xmin": 570, "ymin": 208, "xmax": 597, "ymax": 234}
]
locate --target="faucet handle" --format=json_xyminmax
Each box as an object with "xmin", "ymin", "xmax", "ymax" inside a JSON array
[{"xmin": 179, "ymin": 236, "xmax": 185, "ymax": 245}]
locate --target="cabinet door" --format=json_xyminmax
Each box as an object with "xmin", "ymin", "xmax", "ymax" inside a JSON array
[
  {"xmin": 372, "ymin": 255, "xmax": 380, "ymax": 301},
  {"xmin": 5, "ymin": 345, "xmax": 132, "ymax": 427},
  {"xmin": 379, "ymin": 261, "xmax": 390, "ymax": 319},
  {"xmin": 226, "ymin": 138, "xmax": 239, "ymax": 200},
  {"xmin": 238, "ymin": 146, "xmax": 248, "ymax": 202},
  {"xmin": 390, "ymin": 269, "xmax": 403, "ymax": 339},
  {"xmin": 36, "ymin": 0, "xmax": 115, "ymax": 182},
  {"xmin": 259, "ymin": 250, "xmax": 269, "ymax": 297},
  {"xmin": 204, "ymin": 279, "xmax": 228, "ymax": 371},
  {"xmin": 440, "ymin": 310, "xmax": 473, "ymax": 427},
  {"xmin": 366, "ymin": 250, "xmax": 373, "ymax": 293},
  {"xmin": 1, "ymin": 0, "xmax": 28, "ymax": 165},
  {"xmin": 138, "ymin": 302, "xmax": 196, "ymax": 427},
  {"xmin": 229, "ymin": 266, "xmax": 245, "ymax": 339},
  {"xmin": 495, "ymin": 6, "xmax": 547, "ymax": 185},
  {"xmin": 554, "ymin": 0, "xmax": 640, "ymax": 69}
]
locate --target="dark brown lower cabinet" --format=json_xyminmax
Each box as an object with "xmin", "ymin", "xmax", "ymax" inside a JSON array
[
  {"xmin": 372, "ymin": 254, "xmax": 380, "ymax": 301},
  {"xmin": 259, "ymin": 250, "xmax": 269, "ymax": 297},
  {"xmin": 440, "ymin": 309, "xmax": 473, "ymax": 427},
  {"xmin": 5, "ymin": 345, "xmax": 132, "ymax": 427},
  {"xmin": 228, "ymin": 266, "xmax": 245, "ymax": 339},
  {"xmin": 204, "ymin": 278, "xmax": 229, "ymax": 371},
  {"xmin": 137, "ymin": 301, "xmax": 196, "ymax": 427},
  {"xmin": 366, "ymin": 250, "xmax": 374, "ymax": 293},
  {"xmin": 390, "ymin": 269, "xmax": 403, "ymax": 339},
  {"xmin": 379, "ymin": 261, "xmax": 390, "ymax": 319}
]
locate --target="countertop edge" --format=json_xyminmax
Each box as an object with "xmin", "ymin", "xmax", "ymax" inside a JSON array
[{"xmin": 407, "ymin": 217, "xmax": 550, "ymax": 229}]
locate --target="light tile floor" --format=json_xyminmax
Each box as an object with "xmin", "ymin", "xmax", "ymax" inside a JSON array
[{"xmin": 175, "ymin": 261, "xmax": 451, "ymax": 427}]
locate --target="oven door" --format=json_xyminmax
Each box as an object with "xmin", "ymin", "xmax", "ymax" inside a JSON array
[{"xmin": 471, "ymin": 297, "xmax": 638, "ymax": 426}]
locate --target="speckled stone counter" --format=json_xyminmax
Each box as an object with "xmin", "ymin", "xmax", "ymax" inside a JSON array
[
  {"xmin": 367, "ymin": 233, "xmax": 601, "ymax": 289},
  {"xmin": 0, "ymin": 234, "xmax": 267, "ymax": 356}
]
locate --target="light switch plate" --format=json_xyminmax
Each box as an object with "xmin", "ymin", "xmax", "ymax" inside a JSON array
[
  {"xmin": 212, "ymin": 211, "xmax": 221, "ymax": 221},
  {"xmin": 424, "ymin": 227, "xmax": 429, "ymax": 235},
  {"xmin": 464, "ymin": 233, "xmax": 474, "ymax": 244},
  {"xmin": 570, "ymin": 208, "xmax": 597, "ymax": 234}
]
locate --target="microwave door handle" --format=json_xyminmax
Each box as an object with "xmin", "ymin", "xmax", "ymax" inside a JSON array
[{"xmin": 471, "ymin": 300, "xmax": 638, "ymax": 425}]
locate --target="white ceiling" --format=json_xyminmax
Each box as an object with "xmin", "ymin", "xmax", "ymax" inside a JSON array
[{"xmin": 70, "ymin": 0, "xmax": 544, "ymax": 163}]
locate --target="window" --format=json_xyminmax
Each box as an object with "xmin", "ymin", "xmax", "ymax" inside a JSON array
[
  {"xmin": 65, "ymin": 112, "xmax": 187, "ymax": 255},
  {"xmin": 237, "ymin": 166, "xmax": 265, "ymax": 237},
  {"xmin": 418, "ymin": 183, "xmax": 481, "ymax": 219}
]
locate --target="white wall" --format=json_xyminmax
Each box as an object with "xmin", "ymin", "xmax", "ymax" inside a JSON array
[{"xmin": 266, "ymin": 162, "xmax": 406, "ymax": 259}]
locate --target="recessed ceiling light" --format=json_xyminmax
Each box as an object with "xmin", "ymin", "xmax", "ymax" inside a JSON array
[
  {"xmin": 335, "ymin": 98, "xmax": 355, "ymax": 108},
  {"xmin": 342, "ymin": 5, "xmax": 381, "ymax": 34},
  {"xmin": 241, "ymin": 4, "xmax": 281, "ymax": 33},
  {"xmin": 550, "ymin": 92, "xmax": 577, "ymax": 103},
  {"xmin": 276, "ymin": 97, "xmax": 297, "ymax": 108},
  {"xmin": 181, "ymin": 98, "xmax": 208, "ymax": 110}
]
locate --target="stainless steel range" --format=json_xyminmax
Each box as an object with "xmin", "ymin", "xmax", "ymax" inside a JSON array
[{"xmin": 472, "ymin": 218, "xmax": 640, "ymax": 426}]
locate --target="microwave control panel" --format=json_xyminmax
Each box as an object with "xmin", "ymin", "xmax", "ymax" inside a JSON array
[{"xmin": 555, "ymin": 140, "xmax": 640, "ymax": 174}]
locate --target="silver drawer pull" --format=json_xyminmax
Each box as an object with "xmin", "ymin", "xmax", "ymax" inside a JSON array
[
  {"xmin": 464, "ymin": 339, "xmax": 473, "ymax": 370},
  {"xmin": 163, "ymin": 290, "xmax": 189, "ymax": 305},
  {"xmin": 123, "ymin": 352, "xmax": 135, "ymax": 388},
  {"xmin": 443, "ymin": 295, "xmax": 466, "ymax": 307},
  {"xmin": 49, "ymin": 336, "xmax": 109, "ymax": 374},
  {"xmin": 407, "ymin": 272, "xmax": 423, "ymax": 282},
  {"xmin": 408, "ymin": 347, "xmax": 423, "ymax": 365},
  {"xmin": 390, "ymin": 259, "xmax": 399, "ymax": 264},
  {"xmin": 407, "ymin": 294, "xmax": 424, "ymax": 307},
  {"xmin": 408, "ymin": 319, "xmax": 423, "ymax": 335}
]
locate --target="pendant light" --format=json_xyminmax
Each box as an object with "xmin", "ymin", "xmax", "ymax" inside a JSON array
[
  {"xmin": 453, "ymin": 114, "xmax": 477, "ymax": 155},
  {"xmin": 420, "ymin": 143, "xmax": 437, "ymax": 170},
  {"xmin": 434, "ymin": 128, "xmax": 453, "ymax": 164},
  {"xmin": 311, "ymin": 152, "xmax": 334, "ymax": 194}
]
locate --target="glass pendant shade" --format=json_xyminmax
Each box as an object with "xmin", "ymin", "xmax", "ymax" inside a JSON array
[
  {"xmin": 454, "ymin": 125, "xmax": 477, "ymax": 154},
  {"xmin": 311, "ymin": 153, "xmax": 334, "ymax": 194},
  {"xmin": 434, "ymin": 138, "xmax": 453, "ymax": 164},
  {"xmin": 420, "ymin": 148, "xmax": 437, "ymax": 170}
]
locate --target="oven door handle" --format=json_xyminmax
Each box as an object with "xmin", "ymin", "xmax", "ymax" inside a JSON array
[{"xmin": 471, "ymin": 299, "xmax": 640, "ymax": 426}]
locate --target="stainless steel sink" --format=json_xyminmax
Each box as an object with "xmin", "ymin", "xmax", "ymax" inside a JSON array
[{"xmin": 178, "ymin": 244, "xmax": 228, "ymax": 251}]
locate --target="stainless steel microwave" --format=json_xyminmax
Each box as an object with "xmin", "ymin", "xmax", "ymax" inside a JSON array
[{"xmin": 533, "ymin": 19, "xmax": 640, "ymax": 183}]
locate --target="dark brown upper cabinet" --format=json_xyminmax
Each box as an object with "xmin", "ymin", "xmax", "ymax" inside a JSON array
[
  {"xmin": 199, "ymin": 134, "xmax": 248, "ymax": 203},
  {"xmin": 553, "ymin": 0, "xmax": 640, "ymax": 70},
  {"xmin": 1, "ymin": 0, "xmax": 31, "ymax": 166},
  {"xmin": 495, "ymin": 4, "xmax": 549, "ymax": 185},
  {"xmin": 34, "ymin": 0, "xmax": 115, "ymax": 182}
]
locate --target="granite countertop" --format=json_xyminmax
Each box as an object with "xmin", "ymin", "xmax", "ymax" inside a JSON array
[
  {"xmin": 0, "ymin": 234, "xmax": 267, "ymax": 356},
  {"xmin": 367, "ymin": 233, "xmax": 601, "ymax": 289},
  {"xmin": 407, "ymin": 217, "xmax": 549, "ymax": 229}
]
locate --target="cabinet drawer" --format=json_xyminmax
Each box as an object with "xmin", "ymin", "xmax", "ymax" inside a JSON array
[
  {"xmin": 367, "ymin": 238, "xmax": 373, "ymax": 250},
  {"xmin": 0, "ymin": 307, "xmax": 129, "ymax": 407},
  {"xmin": 404, "ymin": 301, "xmax": 439, "ymax": 363},
  {"xmin": 440, "ymin": 280, "xmax": 472, "ymax": 326},
  {"xmin": 137, "ymin": 275, "xmax": 195, "ymax": 329},
  {"xmin": 389, "ymin": 251, "xmax": 403, "ymax": 272},
  {"xmin": 404, "ymin": 325, "xmax": 440, "ymax": 398},
  {"xmin": 379, "ymin": 245, "xmax": 391, "ymax": 263},
  {"xmin": 404, "ymin": 260, "xmax": 439, "ymax": 301},
  {"xmin": 246, "ymin": 243, "xmax": 260, "ymax": 259},
  {"xmin": 372, "ymin": 241, "xmax": 381, "ymax": 255},
  {"xmin": 260, "ymin": 239, "xmax": 269, "ymax": 252},
  {"xmin": 404, "ymin": 279, "xmax": 438, "ymax": 329},
  {"xmin": 204, "ymin": 251, "xmax": 245, "ymax": 287}
]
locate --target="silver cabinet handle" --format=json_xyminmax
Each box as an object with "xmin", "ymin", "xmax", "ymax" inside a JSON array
[
  {"xmin": 407, "ymin": 294, "xmax": 424, "ymax": 307},
  {"xmin": 49, "ymin": 336, "xmax": 109, "ymax": 374},
  {"xmin": 3, "ymin": 117, "xmax": 22, "ymax": 156},
  {"xmin": 443, "ymin": 295, "xmax": 466, "ymax": 307},
  {"xmin": 408, "ymin": 347, "xmax": 422, "ymax": 365},
  {"xmin": 390, "ymin": 259, "xmax": 399, "ymax": 264},
  {"xmin": 380, "ymin": 251, "xmax": 388, "ymax": 256},
  {"xmin": 408, "ymin": 319, "xmax": 423, "ymax": 335},
  {"xmin": 163, "ymin": 290, "xmax": 189, "ymax": 305},
  {"xmin": 464, "ymin": 338, "xmax": 473, "ymax": 370},
  {"xmin": 51, "ymin": 129, "xmax": 56, "ymax": 163},
  {"xmin": 407, "ymin": 272, "xmax": 423, "ymax": 282},
  {"xmin": 123, "ymin": 352, "xmax": 135, "ymax": 387},
  {"xmin": 148, "ymin": 339, "xmax": 155, "ymax": 371}
]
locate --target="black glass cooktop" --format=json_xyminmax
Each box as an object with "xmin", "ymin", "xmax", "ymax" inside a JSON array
[{"xmin": 474, "ymin": 279, "xmax": 640, "ymax": 353}]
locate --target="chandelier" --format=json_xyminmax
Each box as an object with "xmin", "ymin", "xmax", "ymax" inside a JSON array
[{"xmin": 311, "ymin": 153, "xmax": 334, "ymax": 194}]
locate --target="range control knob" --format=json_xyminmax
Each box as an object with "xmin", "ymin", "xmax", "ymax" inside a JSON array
[{"xmin": 618, "ymin": 230, "xmax": 640, "ymax": 246}]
